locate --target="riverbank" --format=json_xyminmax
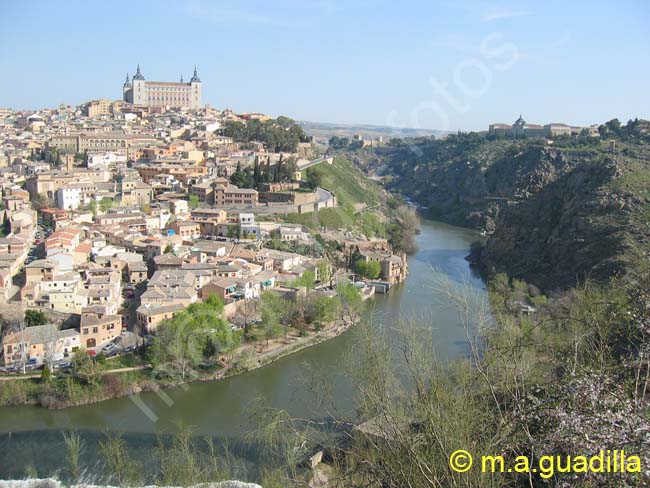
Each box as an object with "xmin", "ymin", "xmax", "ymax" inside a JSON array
[
  {"xmin": 0, "ymin": 312, "xmax": 360, "ymax": 410},
  {"xmin": 0, "ymin": 219, "xmax": 484, "ymax": 483}
]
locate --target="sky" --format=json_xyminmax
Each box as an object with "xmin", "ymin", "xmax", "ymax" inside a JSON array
[{"xmin": 0, "ymin": 0, "xmax": 648, "ymax": 131}]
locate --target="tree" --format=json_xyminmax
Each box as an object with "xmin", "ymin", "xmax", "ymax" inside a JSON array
[
  {"xmin": 88, "ymin": 199, "xmax": 97, "ymax": 217},
  {"xmin": 151, "ymin": 297, "xmax": 238, "ymax": 380},
  {"xmin": 24, "ymin": 309, "xmax": 48, "ymax": 327},
  {"xmin": 31, "ymin": 193, "xmax": 52, "ymax": 212},
  {"xmin": 40, "ymin": 364, "xmax": 52, "ymax": 383},
  {"xmin": 316, "ymin": 260, "xmax": 331, "ymax": 284},
  {"xmin": 153, "ymin": 319, "xmax": 209, "ymax": 380},
  {"xmin": 253, "ymin": 156, "xmax": 261, "ymax": 189},
  {"xmin": 605, "ymin": 118, "xmax": 621, "ymax": 135},
  {"xmin": 312, "ymin": 296, "xmax": 340, "ymax": 329},
  {"xmin": 223, "ymin": 117, "xmax": 308, "ymax": 152},
  {"xmin": 164, "ymin": 243, "xmax": 174, "ymax": 254},
  {"xmin": 99, "ymin": 197, "xmax": 113, "ymax": 213},
  {"xmin": 230, "ymin": 170, "xmax": 253, "ymax": 188},
  {"xmin": 261, "ymin": 308, "xmax": 280, "ymax": 346},
  {"xmin": 337, "ymin": 282, "xmax": 362, "ymax": 316},
  {"xmin": 203, "ymin": 336, "xmax": 217, "ymax": 359},
  {"xmin": 305, "ymin": 167, "xmax": 322, "ymax": 189},
  {"xmin": 62, "ymin": 431, "xmax": 85, "ymax": 482},
  {"xmin": 274, "ymin": 155, "xmax": 283, "ymax": 183},
  {"xmin": 188, "ymin": 195, "xmax": 200, "ymax": 209},
  {"xmin": 71, "ymin": 350, "xmax": 102, "ymax": 386},
  {"xmin": 99, "ymin": 432, "xmax": 141, "ymax": 486},
  {"xmin": 2, "ymin": 211, "xmax": 10, "ymax": 236},
  {"xmin": 260, "ymin": 291, "xmax": 287, "ymax": 338},
  {"xmin": 263, "ymin": 156, "xmax": 272, "ymax": 182},
  {"xmin": 292, "ymin": 270, "xmax": 315, "ymax": 290},
  {"xmin": 354, "ymin": 259, "xmax": 381, "ymax": 280},
  {"xmin": 227, "ymin": 224, "xmax": 241, "ymax": 241}
]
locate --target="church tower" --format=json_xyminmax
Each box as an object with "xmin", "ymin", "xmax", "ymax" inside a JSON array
[
  {"xmin": 122, "ymin": 73, "xmax": 133, "ymax": 102},
  {"xmin": 131, "ymin": 64, "xmax": 146, "ymax": 105},
  {"xmin": 189, "ymin": 66, "xmax": 202, "ymax": 110}
]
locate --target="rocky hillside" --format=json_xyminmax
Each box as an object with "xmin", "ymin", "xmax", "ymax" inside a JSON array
[{"xmin": 354, "ymin": 123, "xmax": 650, "ymax": 291}]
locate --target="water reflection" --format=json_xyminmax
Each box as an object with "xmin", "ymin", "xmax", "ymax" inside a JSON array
[{"xmin": 0, "ymin": 219, "xmax": 487, "ymax": 478}]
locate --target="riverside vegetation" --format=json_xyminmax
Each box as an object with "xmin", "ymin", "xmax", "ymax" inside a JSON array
[
  {"xmin": 0, "ymin": 284, "xmax": 363, "ymax": 410},
  {"xmin": 260, "ymin": 119, "xmax": 646, "ymax": 487},
  {"xmin": 6, "ymin": 122, "xmax": 650, "ymax": 486}
]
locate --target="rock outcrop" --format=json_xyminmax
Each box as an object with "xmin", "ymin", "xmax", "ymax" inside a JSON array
[{"xmin": 365, "ymin": 134, "xmax": 650, "ymax": 291}]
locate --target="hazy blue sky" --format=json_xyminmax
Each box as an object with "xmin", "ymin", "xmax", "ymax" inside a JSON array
[{"xmin": 0, "ymin": 0, "xmax": 648, "ymax": 131}]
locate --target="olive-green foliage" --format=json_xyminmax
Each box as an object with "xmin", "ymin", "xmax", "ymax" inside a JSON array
[
  {"xmin": 24, "ymin": 309, "xmax": 48, "ymax": 327},
  {"xmin": 155, "ymin": 425, "xmax": 237, "ymax": 486},
  {"xmin": 188, "ymin": 194, "xmax": 200, "ymax": 209},
  {"xmin": 353, "ymin": 259, "xmax": 381, "ymax": 279},
  {"xmin": 62, "ymin": 431, "xmax": 84, "ymax": 482},
  {"xmin": 152, "ymin": 295, "xmax": 239, "ymax": 380},
  {"xmin": 99, "ymin": 432, "xmax": 142, "ymax": 486},
  {"xmin": 223, "ymin": 116, "xmax": 309, "ymax": 153},
  {"xmin": 260, "ymin": 291, "xmax": 283, "ymax": 344},
  {"xmin": 336, "ymin": 282, "xmax": 362, "ymax": 315},
  {"xmin": 291, "ymin": 270, "xmax": 315, "ymax": 289},
  {"xmin": 99, "ymin": 197, "xmax": 113, "ymax": 213}
]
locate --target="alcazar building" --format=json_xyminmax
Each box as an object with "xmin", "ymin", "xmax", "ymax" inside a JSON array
[{"xmin": 122, "ymin": 65, "xmax": 202, "ymax": 110}]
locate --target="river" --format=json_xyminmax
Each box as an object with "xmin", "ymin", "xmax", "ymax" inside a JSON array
[{"xmin": 0, "ymin": 219, "xmax": 486, "ymax": 479}]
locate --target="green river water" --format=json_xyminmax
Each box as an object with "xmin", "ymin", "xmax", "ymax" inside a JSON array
[{"xmin": 0, "ymin": 219, "xmax": 486, "ymax": 480}]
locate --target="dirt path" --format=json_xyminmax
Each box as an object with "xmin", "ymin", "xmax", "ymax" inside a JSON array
[{"xmin": 0, "ymin": 364, "xmax": 150, "ymax": 381}]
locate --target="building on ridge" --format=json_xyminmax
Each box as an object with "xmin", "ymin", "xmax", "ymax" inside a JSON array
[{"xmin": 123, "ymin": 65, "xmax": 202, "ymax": 110}]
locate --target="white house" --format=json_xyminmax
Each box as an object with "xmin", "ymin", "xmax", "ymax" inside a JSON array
[
  {"xmin": 87, "ymin": 152, "xmax": 127, "ymax": 169},
  {"xmin": 56, "ymin": 187, "xmax": 82, "ymax": 210},
  {"xmin": 239, "ymin": 212, "xmax": 260, "ymax": 239}
]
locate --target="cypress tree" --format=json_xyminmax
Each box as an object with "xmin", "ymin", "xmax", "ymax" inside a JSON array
[{"xmin": 253, "ymin": 156, "xmax": 260, "ymax": 189}]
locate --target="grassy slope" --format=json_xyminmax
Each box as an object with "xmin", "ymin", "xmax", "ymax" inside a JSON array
[{"xmin": 277, "ymin": 156, "xmax": 384, "ymax": 230}]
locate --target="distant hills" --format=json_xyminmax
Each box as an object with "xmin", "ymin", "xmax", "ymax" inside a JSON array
[{"xmin": 298, "ymin": 120, "xmax": 448, "ymax": 143}]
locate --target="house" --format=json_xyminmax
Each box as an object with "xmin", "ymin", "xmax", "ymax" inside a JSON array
[
  {"xmin": 2, "ymin": 324, "xmax": 80, "ymax": 366},
  {"xmin": 279, "ymin": 224, "xmax": 310, "ymax": 242},
  {"xmin": 45, "ymin": 228, "xmax": 82, "ymax": 256},
  {"xmin": 239, "ymin": 212, "xmax": 260, "ymax": 239},
  {"xmin": 41, "ymin": 208, "xmax": 72, "ymax": 229},
  {"xmin": 380, "ymin": 255, "xmax": 408, "ymax": 284},
  {"xmin": 25, "ymin": 259, "xmax": 59, "ymax": 284},
  {"xmin": 213, "ymin": 181, "xmax": 258, "ymax": 207},
  {"xmin": 200, "ymin": 278, "xmax": 240, "ymax": 302},
  {"xmin": 153, "ymin": 253, "xmax": 183, "ymax": 270},
  {"xmin": 266, "ymin": 249, "xmax": 304, "ymax": 272},
  {"xmin": 136, "ymin": 303, "xmax": 184, "ymax": 334},
  {"xmin": 127, "ymin": 261, "xmax": 148, "ymax": 284},
  {"xmin": 169, "ymin": 220, "xmax": 201, "ymax": 239},
  {"xmin": 79, "ymin": 311, "xmax": 121, "ymax": 348},
  {"xmin": 188, "ymin": 241, "xmax": 227, "ymax": 262},
  {"xmin": 36, "ymin": 279, "xmax": 88, "ymax": 313},
  {"xmin": 140, "ymin": 270, "xmax": 199, "ymax": 306}
]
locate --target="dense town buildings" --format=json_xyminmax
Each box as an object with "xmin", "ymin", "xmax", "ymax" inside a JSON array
[{"xmin": 0, "ymin": 86, "xmax": 407, "ymax": 371}]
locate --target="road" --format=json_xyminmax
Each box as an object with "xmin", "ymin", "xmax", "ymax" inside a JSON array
[{"xmin": 297, "ymin": 156, "xmax": 333, "ymax": 170}]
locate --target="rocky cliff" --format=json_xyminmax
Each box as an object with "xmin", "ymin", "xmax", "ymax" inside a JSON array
[{"xmin": 359, "ymin": 131, "xmax": 650, "ymax": 291}]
